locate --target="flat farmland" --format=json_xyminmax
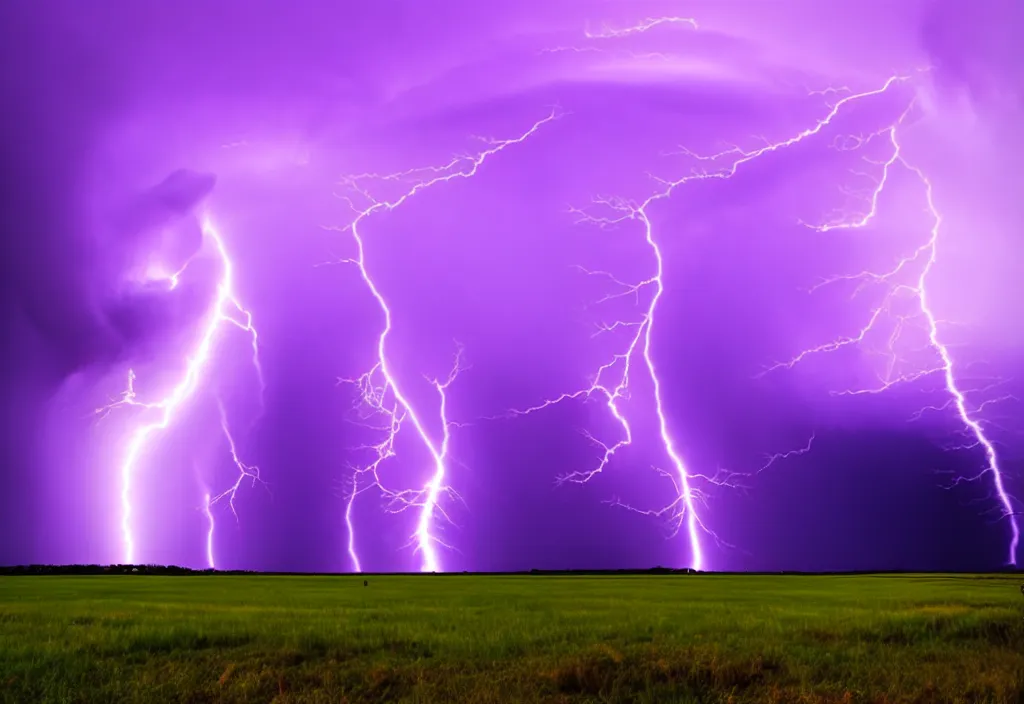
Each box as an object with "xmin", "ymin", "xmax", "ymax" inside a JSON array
[{"xmin": 1, "ymin": 574, "xmax": 1022, "ymax": 703}]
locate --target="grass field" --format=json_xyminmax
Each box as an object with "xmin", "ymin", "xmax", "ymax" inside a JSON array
[{"xmin": 1, "ymin": 574, "xmax": 1022, "ymax": 703}]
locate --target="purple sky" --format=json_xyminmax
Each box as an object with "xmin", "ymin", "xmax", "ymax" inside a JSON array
[{"xmin": 1, "ymin": 0, "xmax": 1022, "ymax": 572}]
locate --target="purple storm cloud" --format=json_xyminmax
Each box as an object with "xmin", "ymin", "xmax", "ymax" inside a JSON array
[{"xmin": 0, "ymin": 0, "xmax": 1021, "ymax": 572}]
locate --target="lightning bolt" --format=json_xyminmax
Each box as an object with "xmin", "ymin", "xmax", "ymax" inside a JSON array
[
  {"xmin": 499, "ymin": 15, "xmax": 1019, "ymax": 569},
  {"xmin": 765, "ymin": 100, "xmax": 1021, "ymax": 565},
  {"xmin": 202, "ymin": 491, "xmax": 215, "ymax": 569},
  {"xmin": 913, "ymin": 174, "xmax": 1022, "ymax": 566},
  {"xmin": 541, "ymin": 14, "xmax": 696, "ymax": 62},
  {"xmin": 757, "ymin": 433, "xmax": 817, "ymax": 474},
  {"xmin": 585, "ymin": 16, "xmax": 699, "ymax": 40},
  {"xmin": 328, "ymin": 111, "xmax": 561, "ymax": 572},
  {"xmin": 106, "ymin": 217, "xmax": 264, "ymax": 565},
  {"xmin": 207, "ymin": 397, "xmax": 267, "ymax": 525},
  {"xmin": 494, "ymin": 63, "xmax": 913, "ymax": 572}
]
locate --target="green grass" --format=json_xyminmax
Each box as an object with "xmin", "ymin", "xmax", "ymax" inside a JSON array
[{"xmin": 1, "ymin": 574, "xmax": 1022, "ymax": 703}]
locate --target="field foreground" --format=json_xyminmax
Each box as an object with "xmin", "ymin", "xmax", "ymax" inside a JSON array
[{"xmin": 1, "ymin": 574, "xmax": 1022, "ymax": 703}]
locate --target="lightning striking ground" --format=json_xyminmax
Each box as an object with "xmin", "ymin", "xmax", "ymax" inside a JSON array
[
  {"xmin": 105, "ymin": 217, "xmax": 264, "ymax": 565},
  {"xmin": 496, "ymin": 16, "xmax": 1020, "ymax": 569},
  {"xmin": 202, "ymin": 491, "xmax": 215, "ymax": 569},
  {"xmin": 770, "ymin": 109, "xmax": 1021, "ymax": 564},
  {"xmin": 494, "ymin": 58, "xmax": 909, "ymax": 572},
  {"xmin": 327, "ymin": 111, "xmax": 561, "ymax": 572}
]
